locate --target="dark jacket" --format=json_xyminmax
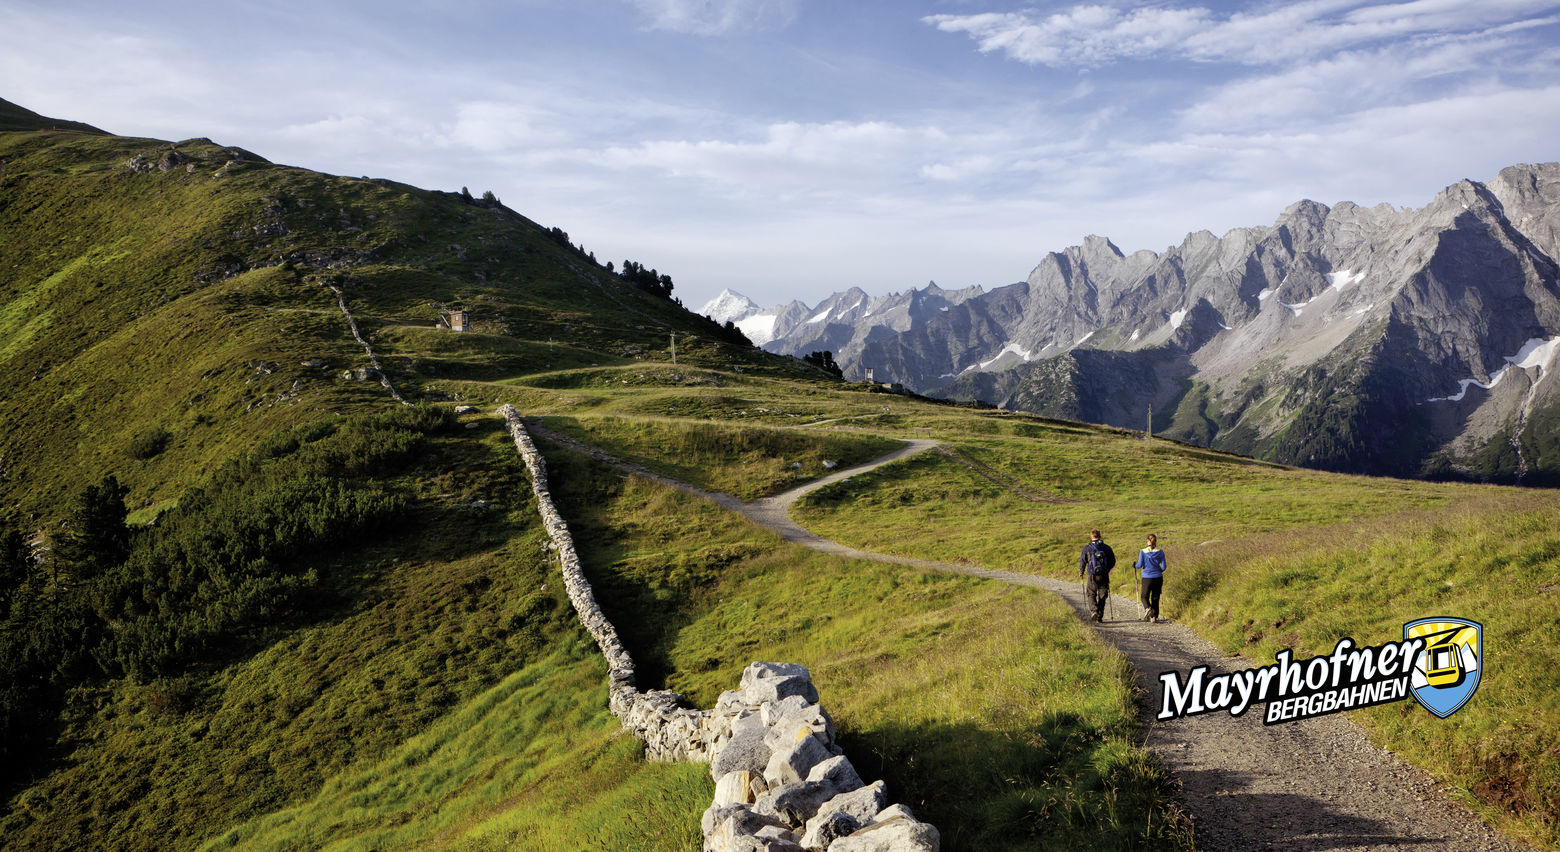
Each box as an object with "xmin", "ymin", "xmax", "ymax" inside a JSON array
[{"xmin": 1080, "ymin": 540, "xmax": 1115, "ymax": 579}]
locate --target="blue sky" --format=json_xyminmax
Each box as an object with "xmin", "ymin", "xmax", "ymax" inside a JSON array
[{"xmin": 4, "ymin": 0, "xmax": 1559, "ymax": 311}]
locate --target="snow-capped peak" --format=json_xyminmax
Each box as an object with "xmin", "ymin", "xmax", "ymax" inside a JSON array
[{"xmin": 699, "ymin": 288, "xmax": 762, "ymax": 324}]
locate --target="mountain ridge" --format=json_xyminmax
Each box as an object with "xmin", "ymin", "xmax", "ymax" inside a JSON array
[
  {"xmin": 719, "ymin": 164, "xmax": 1560, "ymax": 482},
  {"xmin": 0, "ymin": 96, "xmax": 107, "ymax": 134}
]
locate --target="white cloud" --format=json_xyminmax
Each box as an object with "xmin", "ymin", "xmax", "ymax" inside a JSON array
[
  {"xmin": 623, "ymin": 0, "xmax": 798, "ymax": 36},
  {"xmin": 925, "ymin": 1, "xmax": 1560, "ymax": 67},
  {"xmin": 434, "ymin": 101, "xmax": 579, "ymax": 151},
  {"xmin": 923, "ymin": 6, "xmax": 1211, "ymax": 67},
  {"xmin": 582, "ymin": 120, "xmax": 979, "ymax": 200},
  {"xmin": 920, "ymin": 155, "xmax": 997, "ymax": 182},
  {"xmin": 1178, "ymin": 35, "xmax": 1528, "ymax": 132}
]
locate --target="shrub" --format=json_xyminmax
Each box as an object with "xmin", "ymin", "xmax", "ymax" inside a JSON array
[{"xmin": 127, "ymin": 428, "xmax": 171, "ymax": 460}]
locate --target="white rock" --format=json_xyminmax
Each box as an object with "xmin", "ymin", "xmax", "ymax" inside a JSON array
[
  {"xmin": 716, "ymin": 771, "xmax": 759, "ymax": 807},
  {"xmin": 764, "ymin": 731, "xmax": 832, "ymax": 788},
  {"xmin": 825, "ymin": 815, "xmax": 940, "ymax": 852},
  {"xmin": 805, "ymin": 755, "xmax": 863, "ymax": 794},
  {"xmin": 869, "ymin": 803, "xmax": 916, "ymax": 824}
]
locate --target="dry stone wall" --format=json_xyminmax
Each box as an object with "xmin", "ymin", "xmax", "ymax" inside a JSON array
[
  {"xmin": 499, "ymin": 405, "xmax": 939, "ymax": 852},
  {"xmin": 327, "ymin": 283, "xmax": 409, "ymax": 406}
]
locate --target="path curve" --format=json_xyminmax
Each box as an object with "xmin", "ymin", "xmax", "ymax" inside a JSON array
[{"xmin": 526, "ymin": 424, "xmax": 1528, "ymax": 852}]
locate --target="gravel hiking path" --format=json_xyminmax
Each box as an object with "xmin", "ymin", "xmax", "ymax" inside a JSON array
[{"xmin": 526, "ymin": 424, "xmax": 1528, "ymax": 851}]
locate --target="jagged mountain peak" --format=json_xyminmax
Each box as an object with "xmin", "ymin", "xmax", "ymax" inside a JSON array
[
  {"xmin": 1275, "ymin": 200, "xmax": 1332, "ymax": 245},
  {"xmin": 1178, "ymin": 229, "xmax": 1221, "ymax": 256},
  {"xmin": 1081, "ymin": 234, "xmax": 1124, "ymax": 258},
  {"xmin": 1280, "ymin": 198, "xmax": 1331, "ymax": 220},
  {"xmin": 1083, "ymin": 234, "xmax": 1114, "ymax": 246},
  {"xmin": 1488, "ymin": 163, "xmax": 1560, "ymax": 262}
]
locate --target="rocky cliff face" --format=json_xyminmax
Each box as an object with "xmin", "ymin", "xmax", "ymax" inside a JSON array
[{"xmin": 815, "ymin": 164, "xmax": 1560, "ymax": 482}]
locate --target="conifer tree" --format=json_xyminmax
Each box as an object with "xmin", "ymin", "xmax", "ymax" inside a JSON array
[
  {"xmin": 54, "ymin": 475, "xmax": 130, "ymax": 582},
  {"xmin": 0, "ymin": 527, "xmax": 29, "ymax": 614}
]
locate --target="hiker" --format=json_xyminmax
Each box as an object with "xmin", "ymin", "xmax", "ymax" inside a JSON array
[
  {"xmin": 1135, "ymin": 533, "xmax": 1167, "ymax": 622},
  {"xmin": 1078, "ymin": 529, "xmax": 1115, "ymax": 623}
]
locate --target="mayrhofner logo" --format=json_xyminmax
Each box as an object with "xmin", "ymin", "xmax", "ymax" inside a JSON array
[
  {"xmin": 1157, "ymin": 617, "xmax": 1483, "ymax": 725},
  {"xmin": 1405, "ymin": 617, "xmax": 1482, "ymax": 718}
]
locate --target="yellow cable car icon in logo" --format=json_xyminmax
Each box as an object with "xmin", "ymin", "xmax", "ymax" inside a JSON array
[
  {"xmin": 1406, "ymin": 617, "xmax": 1482, "ymax": 718},
  {"xmin": 1421, "ymin": 625, "xmax": 1468, "ymax": 689}
]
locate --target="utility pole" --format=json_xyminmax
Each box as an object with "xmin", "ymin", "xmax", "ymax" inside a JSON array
[
  {"xmin": 1146, "ymin": 404, "xmax": 1152, "ymax": 440},
  {"xmin": 670, "ymin": 333, "xmax": 677, "ymax": 365}
]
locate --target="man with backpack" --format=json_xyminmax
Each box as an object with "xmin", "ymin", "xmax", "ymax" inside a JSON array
[{"xmin": 1079, "ymin": 529, "xmax": 1116, "ymax": 623}]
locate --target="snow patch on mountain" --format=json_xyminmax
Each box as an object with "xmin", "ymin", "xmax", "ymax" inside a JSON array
[
  {"xmin": 737, "ymin": 314, "xmax": 779, "ymax": 345},
  {"xmin": 1328, "ymin": 270, "xmax": 1365, "ymax": 290},
  {"xmin": 966, "ymin": 342, "xmax": 1037, "ymax": 372},
  {"xmin": 1511, "ymin": 337, "xmax": 1560, "ymax": 370},
  {"xmin": 1426, "ymin": 337, "xmax": 1560, "ymax": 402}
]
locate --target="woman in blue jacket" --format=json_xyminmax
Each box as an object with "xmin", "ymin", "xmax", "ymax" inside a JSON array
[{"xmin": 1134, "ymin": 534, "xmax": 1167, "ymax": 622}]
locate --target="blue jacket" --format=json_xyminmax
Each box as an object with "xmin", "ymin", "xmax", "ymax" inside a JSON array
[{"xmin": 1135, "ymin": 547, "xmax": 1166, "ymax": 579}]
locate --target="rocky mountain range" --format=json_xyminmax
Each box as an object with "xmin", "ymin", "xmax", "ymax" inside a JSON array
[
  {"xmin": 702, "ymin": 282, "xmax": 987, "ymax": 372},
  {"xmin": 704, "ymin": 163, "xmax": 1560, "ymax": 483}
]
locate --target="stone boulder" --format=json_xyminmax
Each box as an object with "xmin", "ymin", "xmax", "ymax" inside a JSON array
[
  {"xmin": 713, "ymin": 727, "xmax": 773, "ymax": 780},
  {"xmin": 801, "ymin": 781, "xmax": 886, "ymax": 850},
  {"xmin": 805, "ymin": 755, "xmax": 863, "ymax": 793},
  {"xmin": 825, "ymin": 813, "xmax": 940, "ymax": 852},
  {"xmin": 715, "ymin": 771, "xmax": 760, "ymax": 807},
  {"xmin": 754, "ymin": 781, "xmax": 837, "ymax": 825},
  {"xmin": 763, "ymin": 728, "xmax": 833, "ymax": 788}
]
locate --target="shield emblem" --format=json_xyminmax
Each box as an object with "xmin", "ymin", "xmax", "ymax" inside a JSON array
[{"xmin": 1405, "ymin": 617, "xmax": 1482, "ymax": 718}]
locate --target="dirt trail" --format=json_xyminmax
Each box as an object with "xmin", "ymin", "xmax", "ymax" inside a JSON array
[{"xmin": 527, "ymin": 425, "xmax": 1527, "ymax": 851}]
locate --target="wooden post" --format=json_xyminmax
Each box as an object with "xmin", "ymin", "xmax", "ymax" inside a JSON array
[{"xmin": 670, "ymin": 333, "xmax": 677, "ymax": 365}]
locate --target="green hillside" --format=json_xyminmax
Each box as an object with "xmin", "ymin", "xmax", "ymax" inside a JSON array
[{"xmin": 2, "ymin": 108, "xmax": 1556, "ymax": 851}]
